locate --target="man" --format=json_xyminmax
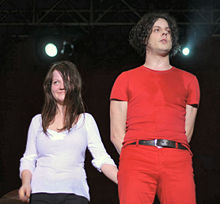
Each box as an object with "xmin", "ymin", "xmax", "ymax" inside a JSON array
[{"xmin": 110, "ymin": 13, "xmax": 200, "ymax": 204}]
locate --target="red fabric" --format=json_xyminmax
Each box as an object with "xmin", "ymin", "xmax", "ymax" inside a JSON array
[
  {"xmin": 118, "ymin": 144, "xmax": 196, "ymax": 204},
  {"xmin": 110, "ymin": 66, "xmax": 200, "ymax": 145}
]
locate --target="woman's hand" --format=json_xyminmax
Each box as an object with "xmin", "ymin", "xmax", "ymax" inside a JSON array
[
  {"xmin": 19, "ymin": 170, "xmax": 32, "ymax": 202},
  {"xmin": 18, "ymin": 183, "xmax": 31, "ymax": 202},
  {"xmin": 101, "ymin": 164, "xmax": 118, "ymax": 184}
]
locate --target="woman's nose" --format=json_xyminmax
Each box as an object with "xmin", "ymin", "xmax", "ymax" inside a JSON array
[{"xmin": 59, "ymin": 82, "xmax": 65, "ymax": 90}]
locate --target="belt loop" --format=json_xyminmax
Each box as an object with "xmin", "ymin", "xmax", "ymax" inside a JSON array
[
  {"xmin": 184, "ymin": 144, "xmax": 193, "ymax": 156},
  {"xmin": 136, "ymin": 139, "xmax": 139, "ymax": 146},
  {"xmin": 122, "ymin": 141, "xmax": 128, "ymax": 148}
]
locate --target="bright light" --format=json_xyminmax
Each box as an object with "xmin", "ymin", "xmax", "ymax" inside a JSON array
[
  {"xmin": 182, "ymin": 47, "xmax": 190, "ymax": 56},
  {"xmin": 45, "ymin": 43, "xmax": 58, "ymax": 57}
]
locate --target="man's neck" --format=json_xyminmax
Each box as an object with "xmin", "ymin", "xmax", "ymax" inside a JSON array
[{"xmin": 144, "ymin": 52, "xmax": 171, "ymax": 71}]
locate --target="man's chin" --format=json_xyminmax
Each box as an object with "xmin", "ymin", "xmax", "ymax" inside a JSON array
[{"xmin": 159, "ymin": 49, "xmax": 170, "ymax": 57}]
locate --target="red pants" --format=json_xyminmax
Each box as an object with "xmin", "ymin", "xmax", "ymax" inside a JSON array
[{"xmin": 118, "ymin": 144, "xmax": 196, "ymax": 204}]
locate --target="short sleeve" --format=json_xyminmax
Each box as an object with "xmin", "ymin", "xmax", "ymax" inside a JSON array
[
  {"xmin": 187, "ymin": 76, "xmax": 200, "ymax": 106},
  {"xmin": 85, "ymin": 114, "xmax": 116, "ymax": 172},
  {"xmin": 19, "ymin": 115, "xmax": 40, "ymax": 177},
  {"xmin": 110, "ymin": 72, "xmax": 129, "ymax": 101}
]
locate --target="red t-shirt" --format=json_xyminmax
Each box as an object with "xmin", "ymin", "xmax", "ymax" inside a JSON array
[{"xmin": 110, "ymin": 65, "xmax": 200, "ymax": 145}]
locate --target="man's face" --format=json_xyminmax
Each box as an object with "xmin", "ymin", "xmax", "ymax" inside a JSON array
[{"xmin": 146, "ymin": 18, "xmax": 172, "ymax": 55}]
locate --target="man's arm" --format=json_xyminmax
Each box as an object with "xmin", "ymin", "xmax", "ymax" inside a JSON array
[
  {"xmin": 185, "ymin": 104, "xmax": 198, "ymax": 143},
  {"xmin": 110, "ymin": 100, "xmax": 128, "ymax": 154}
]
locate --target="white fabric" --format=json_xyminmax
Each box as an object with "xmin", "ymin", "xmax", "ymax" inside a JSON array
[{"xmin": 19, "ymin": 113, "xmax": 116, "ymax": 200}]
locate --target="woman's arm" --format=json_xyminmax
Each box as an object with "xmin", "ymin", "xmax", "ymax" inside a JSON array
[
  {"xmin": 101, "ymin": 164, "xmax": 118, "ymax": 184},
  {"xmin": 86, "ymin": 114, "xmax": 118, "ymax": 183},
  {"xmin": 19, "ymin": 115, "xmax": 40, "ymax": 202},
  {"xmin": 19, "ymin": 170, "xmax": 32, "ymax": 202}
]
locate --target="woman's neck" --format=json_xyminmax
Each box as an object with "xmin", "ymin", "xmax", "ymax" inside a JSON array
[
  {"xmin": 48, "ymin": 104, "xmax": 66, "ymax": 132},
  {"xmin": 56, "ymin": 104, "xmax": 66, "ymax": 116}
]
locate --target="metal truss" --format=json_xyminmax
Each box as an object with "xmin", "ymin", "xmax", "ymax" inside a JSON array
[{"xmin": 0, "ymin": 0, "xmax": 220, "ymax": 36}]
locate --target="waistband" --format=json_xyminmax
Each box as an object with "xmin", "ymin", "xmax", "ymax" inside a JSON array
[{"xmin": 127, "ymin": 139, "xmax": 187, "ymax": 150}]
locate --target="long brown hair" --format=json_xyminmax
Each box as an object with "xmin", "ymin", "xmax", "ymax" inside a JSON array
[{"xmin": 41, "ymin": 61, "xmax": 85, "ymax": 133}]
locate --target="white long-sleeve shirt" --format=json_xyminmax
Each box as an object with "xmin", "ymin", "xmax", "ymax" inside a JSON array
[{"xmin": 19, "ymin": 113, "xmax": 116, "ymax": 201}]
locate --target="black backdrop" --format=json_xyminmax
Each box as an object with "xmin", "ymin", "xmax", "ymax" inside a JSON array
[{"xmin": 0, "ymin": 28, "xmax": 219, "ymax": 204}]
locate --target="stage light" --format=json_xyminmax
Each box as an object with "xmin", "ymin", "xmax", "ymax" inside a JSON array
[
  {"xmin": 61, "ymin": 41, "xmax": 74, "ymax": 56},
  {"xmin": 182, "ymin": 47, "xmax": 190, "ymax": 56},
  {"xmin": 44, "ymin": 43, "xmax": 58, "ymax": 57}
]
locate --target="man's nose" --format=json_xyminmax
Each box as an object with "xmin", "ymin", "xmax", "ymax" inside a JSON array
[{"xmin": 162, "ymin": 31, "xmax": 168, "ymax": 36}]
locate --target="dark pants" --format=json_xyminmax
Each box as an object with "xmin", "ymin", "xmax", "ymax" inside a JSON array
[{"xmin": 30, "ymin": 193, "xmax": 88, "ymax": 204}]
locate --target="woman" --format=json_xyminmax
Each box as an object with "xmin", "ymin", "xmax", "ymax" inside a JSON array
[{"xmin": 19, "ymin": 61, "xmax": 118, "ymax": 204}]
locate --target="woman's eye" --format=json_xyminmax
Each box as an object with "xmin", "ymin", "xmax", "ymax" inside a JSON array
[
  {"xmin": 53, "ymin": 81, "xmax": 59, "ymax": 85},
  {"xmin": 154, "ymin": 28, "xmax": 159, "ymax": 32}
]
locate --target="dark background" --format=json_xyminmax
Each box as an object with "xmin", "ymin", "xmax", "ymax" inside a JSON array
[{"xmin": 0, "ymin": 0, "xmax": 219, "ymax": 203}]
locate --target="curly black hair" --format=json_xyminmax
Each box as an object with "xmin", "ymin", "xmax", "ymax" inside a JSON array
[{"xmin": 129, "ymin": 13, "xmax": 180, "ymax": 57}]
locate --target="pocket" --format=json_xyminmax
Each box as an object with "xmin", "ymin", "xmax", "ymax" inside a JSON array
[{"xmin": 119, "ymin": 144, "xmax": 131, "ymax": 161}]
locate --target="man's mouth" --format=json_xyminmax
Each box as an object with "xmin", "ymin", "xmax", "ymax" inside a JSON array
[{"xmin": 160, "ymin": 39, "xmax": 167, "ymax": 43}]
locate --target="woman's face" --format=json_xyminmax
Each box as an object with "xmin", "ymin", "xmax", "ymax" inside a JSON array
[{"xmin": 51, "ymin": 70, "xmax": 66, "ymax": 105}]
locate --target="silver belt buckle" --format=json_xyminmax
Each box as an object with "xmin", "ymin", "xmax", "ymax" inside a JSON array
[{"xmin": 155, "ymin": 139, "xmax": 162, "ymax": 148}]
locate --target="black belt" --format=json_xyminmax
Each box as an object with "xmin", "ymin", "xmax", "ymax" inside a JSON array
[{"xmin": 128, "ymin": 139, "xmax": 187, "ymax": 150}]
